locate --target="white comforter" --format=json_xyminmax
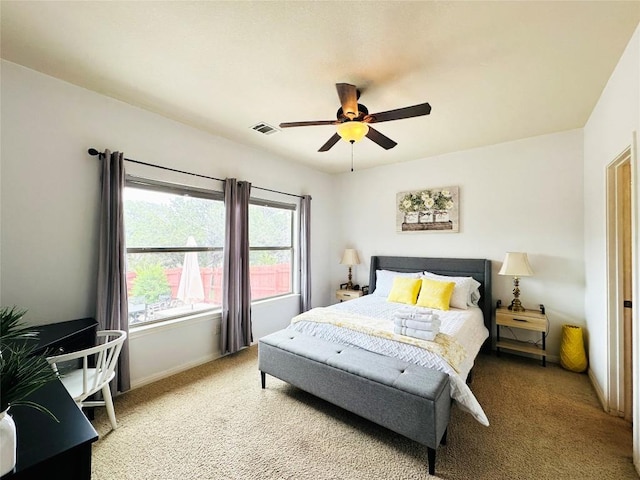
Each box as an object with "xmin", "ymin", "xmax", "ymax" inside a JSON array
[{"xmin": 288, "ymin": 295, "xmax": 490, "ymax": 426}]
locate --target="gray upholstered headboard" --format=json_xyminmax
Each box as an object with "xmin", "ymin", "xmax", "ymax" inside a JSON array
[{"xmin": 369, "ymin": 256, "xmax": 492, "ymax": 352}]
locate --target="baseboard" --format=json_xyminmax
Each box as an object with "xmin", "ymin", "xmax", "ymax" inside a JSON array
[
  {"xmin": 130, "ymin": 352, "xmax": 222, "ymax": 389},
  {"xmin": 546, "ymin": 354, "xmax": 559, "ymax": 364},
  {"xmin": 588, "ymin": 367, "xmax": 608, "ymax": 413}
]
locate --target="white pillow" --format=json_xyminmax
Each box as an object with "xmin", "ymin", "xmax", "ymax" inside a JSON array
[
  {"xmin": 373, "ymin": 270, "xmax": 421, "ymax": 297},
  {"xmin": 421, "ymin": 272, "xmax": 481, "ymax": 309}
]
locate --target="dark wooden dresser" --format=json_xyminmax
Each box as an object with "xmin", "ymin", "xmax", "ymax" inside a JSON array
[{"xmin": 2, "ymin": 318, "xmax": 99, "ymax": 480}]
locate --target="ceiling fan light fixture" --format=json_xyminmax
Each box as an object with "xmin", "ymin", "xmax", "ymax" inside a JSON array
[{"xmin": 337, "ymin": 121, "xmax": 369, "ymax": 143}]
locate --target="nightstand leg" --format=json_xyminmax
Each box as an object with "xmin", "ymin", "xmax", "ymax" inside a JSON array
[
  {"xmin": 496, "ymin": 326, "xmax": 501, "ymax": 357},
  {"xmin": 542, "ymin": 333, "xmax": 546, "ymax": 367}
]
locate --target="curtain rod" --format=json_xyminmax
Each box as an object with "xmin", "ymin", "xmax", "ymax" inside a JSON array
[{"xmin": 87, "ymin": 148, "xmax": 304, "ymax": 199}]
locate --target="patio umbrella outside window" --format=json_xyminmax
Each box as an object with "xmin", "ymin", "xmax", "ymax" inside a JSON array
[{"xmin": 177, "ymin": 236, "xmax": 205, "ymax": 306}]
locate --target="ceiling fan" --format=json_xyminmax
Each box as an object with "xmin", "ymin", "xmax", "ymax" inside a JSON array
[{"xmin": 279, "ymin": 83, "xmax": 431, "ymax": 152}]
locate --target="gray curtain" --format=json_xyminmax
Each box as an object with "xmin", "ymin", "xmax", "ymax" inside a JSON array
[
  {"xmin": 299, "ymin": 195, "xmax": 312, "ymax": 312},
  {"xmin": 221, "ymin": 178, "xmax": 252, "ymax": 355},
  {"xmin": 96, "ymin": 149, "xmax": 130, "ymax": 393}
]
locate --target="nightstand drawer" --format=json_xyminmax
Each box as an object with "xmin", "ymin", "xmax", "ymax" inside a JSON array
[
  {"xmin": 496, "ymin": 309, "xmax": 546, "ymax": 332},
  {"xmin": 336, "ymin": 289, "xmax": 363, "ymax": 302}
]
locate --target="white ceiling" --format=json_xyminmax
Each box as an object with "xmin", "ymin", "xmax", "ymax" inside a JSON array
[{"xmin": 1, "ymin": 1, "xmax": 639, "ymax": 173}]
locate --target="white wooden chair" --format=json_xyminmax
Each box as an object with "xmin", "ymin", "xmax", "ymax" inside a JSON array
[{"xmin": 47, "ymin": 330, "xmax": 127, "ymax": 430}]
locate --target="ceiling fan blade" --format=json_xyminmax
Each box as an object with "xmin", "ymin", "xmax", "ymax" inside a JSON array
[
  {"xmin": 318, "ymin": 133, "xmax": 341, "ymax": 152},
  {"xmin": 336, "ymin": 83, "xmax": 358, "ymax": 118},
  {"xmin": 367, "ymin": 102, "xmax": 431, "ymax": 123},
  {"xmin": 366, "ymin": 127, "xmax": 397, "ymax": 150},
  {"xmin": 279, "ymin": 120, "xmax": 336, "ymax": 128}
]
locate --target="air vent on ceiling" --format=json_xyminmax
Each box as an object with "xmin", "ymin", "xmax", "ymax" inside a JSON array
[{"xmin": 251, "ymin": 122, "xmax": 279, "ymax": 135}]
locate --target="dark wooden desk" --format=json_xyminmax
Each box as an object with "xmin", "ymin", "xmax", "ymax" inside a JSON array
[
  {"xmin": 1, "ymin": 318, "xmax": 99, "ymax": 480},
  {"xmin": 30, "ymin": 317, "xmax": 98, "ymax": 356},
  {"xmin": 2, "ymin": 380, "xmax": 99, "ymax": 480}
]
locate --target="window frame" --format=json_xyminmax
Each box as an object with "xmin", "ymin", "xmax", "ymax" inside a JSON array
[
  {"xmin": 124, "ymin": 176, "xmax": 224, "ymax": 326},
  {"xmin": 248, "ymin": 197, "xmax": 296, "ymax": 301},
  {"xmin": 123, "ymin": 176, "xmax": 299, "ymax": 326}
]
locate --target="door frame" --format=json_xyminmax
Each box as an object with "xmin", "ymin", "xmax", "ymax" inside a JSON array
[
  {"xmin": 606, "ymin": 145, "xmax": 633, "ymax": 417},
  {"xmin": 606, "ymin": 133, "xmax": 639, "ymax": 471}
]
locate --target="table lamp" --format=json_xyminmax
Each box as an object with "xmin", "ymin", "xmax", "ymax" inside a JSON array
[
  {"xmin": 340, "ymin": 249, "xmax": 360, "ymax": 290},
  {"xmin": 498, "ymin": 252, "xmax": 533, "ymax": 312}
]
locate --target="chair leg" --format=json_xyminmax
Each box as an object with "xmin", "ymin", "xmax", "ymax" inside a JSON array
[{"xmin": 102, "ymin": 384, "xmax": 118, "ymax": 430}]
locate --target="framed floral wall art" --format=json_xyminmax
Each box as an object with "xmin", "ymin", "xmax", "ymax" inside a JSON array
[{"xmin": 396, "ymin": 186, "xmax": 459, "ymax": 233}]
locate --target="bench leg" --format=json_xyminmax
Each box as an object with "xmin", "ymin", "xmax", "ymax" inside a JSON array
[
  {"xmin": 261, "ymin": 371, "xmax": 266, "ymax": 389},
  {"xmin": 427, "ymin": 447, "xmax": 436, "ymax": 475}
]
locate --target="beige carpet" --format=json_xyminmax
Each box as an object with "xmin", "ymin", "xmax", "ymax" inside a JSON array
[{"xmin": 91, "ymin": 346, "xmax": 637, "ymax": 479}]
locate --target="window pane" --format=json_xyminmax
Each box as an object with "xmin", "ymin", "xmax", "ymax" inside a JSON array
[
  {"xmin": 124, "ymin": 183, "xmax": 225, "ymax": 326},
  {"xmin": 126, "ymin": 251, "xmax": 223, "ymax": 325},
  {"xmin": 249, "ymin": 250, "xmax": 292, "ymax": 301},
  {"xmin": 248, "ymin": 204, "xmax": 292, "ymax": 247},
  {"xmin": 124, "ymin": 187, "xmax": 224, "ymax": 248}
]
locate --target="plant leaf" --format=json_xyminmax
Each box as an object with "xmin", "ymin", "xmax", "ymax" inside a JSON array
[{"xmin": 9, "ymin": 400, "xmax": 59, "ymax": 422}]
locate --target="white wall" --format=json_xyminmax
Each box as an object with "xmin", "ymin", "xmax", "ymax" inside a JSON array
[
  {"xmin": 583, "ymin": 24, "xmax": 640, "ymax": 470},
  {"xmin": 0, "ymin": 60, "xmax": 336, "ymax": 386},
  {"xmin": 334, "ymin": 129, "xmax": 585, "ymax": 360},
  {"xmin": 584, "ymin": 25, "xmax": 639, "ymax": 399}
]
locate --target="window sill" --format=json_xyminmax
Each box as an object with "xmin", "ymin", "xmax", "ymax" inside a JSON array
[
  {"xmin": 130, "ymin": 309, "xmax": 222, "ymax": 339},
  {"xmin": 129, "ymin": 294, "xmax": 300, "ymax": 339},
  {"xmin": 252, "ymin": 292, "xmax": 300, "ymax": 306}
]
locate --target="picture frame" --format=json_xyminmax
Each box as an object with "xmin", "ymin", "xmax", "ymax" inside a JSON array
[{"xmin": 396, "ymin": 186, "xmax": 459, "ymax": 233}]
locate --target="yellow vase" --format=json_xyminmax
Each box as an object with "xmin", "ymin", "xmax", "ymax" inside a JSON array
[{"xmin": 560, "ymin": 324, "xmax": 588, "ymax": 372}]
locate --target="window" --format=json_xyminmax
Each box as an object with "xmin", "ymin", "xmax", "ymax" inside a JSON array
[
  {"xmin": 249, "ymin": 199, "xmax": 295, "ymax": 301},
  {"xmin": 123, "ymin": 177, "xmax": 297, "ymax": 326},
  {"xmin": 123, "ymin": 177, "xmax": 224, "ymax": 326}
]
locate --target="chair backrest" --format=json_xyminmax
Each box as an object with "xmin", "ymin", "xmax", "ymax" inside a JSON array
[{"xmin": 47, "ymin": 330, "xmax": 127, "ymax": 401}]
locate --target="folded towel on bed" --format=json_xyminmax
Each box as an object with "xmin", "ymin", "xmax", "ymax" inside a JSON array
[
  {"xmin": 394, "ymin": 312, "xmax": 434, "ymax": 321},
  {"xmin": 397, "ymin": 306, "xmax": 432, "ymax": 314},
  {"xmin": 393, "ymin": 317, "xmax": 441, "ymax": 331},
  {"xmin": 394, "ymin": 309, "xmax": 438, "ymax": 322},
  {"xmin": 393, "ymin": 325, "xmax": 438, "ymax": 341}
]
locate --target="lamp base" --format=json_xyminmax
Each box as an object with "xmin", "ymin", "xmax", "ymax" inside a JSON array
[
  {"xmin": 345, "ymin": 266, "xmax": 354, "ymax": 290},
  {"xmin": 509, "ymin": 299, "xmax": 526, "ymax": 312},
  {"xmin": 509, "ymin": 276, "xmax": 526, "ymax": 311}
]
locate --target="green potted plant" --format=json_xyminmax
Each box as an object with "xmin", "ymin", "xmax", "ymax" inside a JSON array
[{"xmin": 0, "ymin": 306, "xmax": 58, "ymax": 475}]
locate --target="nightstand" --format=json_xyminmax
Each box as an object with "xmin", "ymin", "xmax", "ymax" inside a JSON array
[
  {"xmin": 336, "ymin": 289, "xmax": 363, "ymax": 302},
  {"xmin": 496, "ymin": 304, "xmax": 548, "ymax": 366}
]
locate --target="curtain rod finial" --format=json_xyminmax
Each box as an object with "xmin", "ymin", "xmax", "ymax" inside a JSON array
[{"xmin": 88, "ymin": 148, "xmax": 100, "ymax": 156}]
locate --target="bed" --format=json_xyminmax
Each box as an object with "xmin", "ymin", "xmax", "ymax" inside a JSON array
[
  {"xmin": 289, "ymin": 256, "xmax": 491, "ymax": 425},
  {"xmin": 259, "ymin": 255, "xmax": 492, "ymax": 473},
  {"xmin": 368, "ymin": 255, "xmax": 492, "ymax": 353}
]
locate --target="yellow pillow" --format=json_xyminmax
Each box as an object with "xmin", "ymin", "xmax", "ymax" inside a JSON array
[
  {"xmin": 416, "ymin": 278, "xmax": 456, "ymax": 310},
  {"xmin": 387, "ymin": 277, "xmax": 422, "ymax": 305}
]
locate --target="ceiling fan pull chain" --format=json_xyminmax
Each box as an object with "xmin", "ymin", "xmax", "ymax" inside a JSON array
[{"xmin": 351, "ymin": 141, "xmax": 354, "ymax": 172}]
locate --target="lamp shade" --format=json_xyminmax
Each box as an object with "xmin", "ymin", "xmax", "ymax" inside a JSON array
[
  {"xmin": 340, "ymin": 249, "xmax": 361, "ymax": 266},
  {"xmin": 498, "ymin": 252, "xmax": 534, "ymax": 276},
  {"xmin": 336, "ymin": 121, "xmax": 369, "ymax": 143}
]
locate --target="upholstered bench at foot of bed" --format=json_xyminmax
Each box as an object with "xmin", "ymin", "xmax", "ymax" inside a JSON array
[{"xmin": 258, "ymin": 329, "xmax": 451, "ymax": 476}]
